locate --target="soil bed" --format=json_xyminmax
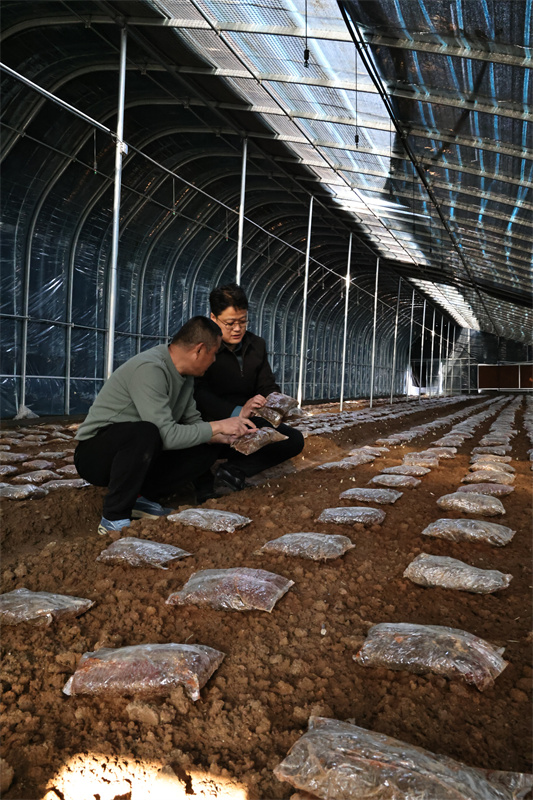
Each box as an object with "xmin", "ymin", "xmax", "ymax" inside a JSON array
[{"xmin": 1, "ymin": 396, "xmax": 532, "ymax": 799}]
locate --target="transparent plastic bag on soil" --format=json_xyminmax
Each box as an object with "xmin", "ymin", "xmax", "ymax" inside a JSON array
[
  {"xmin": 339, "ymin": 487, "xmax": 402, "ymax": 504},
  {"xmin": 63, "ymin": 642, "xmax": 224, "ymax": 701},
  {"xmin": 369, "ymin": 474, "xmax": 421, "ymax": 489},
  {"xmin": 168, "ymin": 508, "xmax": 251, "ymax": 532},
  {"xmin": 380, "ymin": 465, "xmax": 430, "ymax": 476},
  {"xmin": 433, "ymin": 437, "xmax": 465, "ymax": 447},
  {"xmin": 274, "ymin": 717, "xmax": 519, "ymax": 800},
  {"xmin": 462, "ymin": 470, "xmax": 514, "ymax": 485},
  {"xmin": 470, "ymin": 461, "xmax": 515, "ymax": 474},
  {"xmin": 0, "ymin": 452, "xmax": 31, "ymax": 463},
  {"xmin": 422, "ymin": 518, "xmax": 515, "ymax": 546},
  {"xmin": 403, "ymin": 453, "xmax": 439, "ymax": 468},
  {"xmin": 0, "ymin": 465, "xmax": 18, "ymax": 477},
  {"xmin": 403, "ymin": 553, "xmax": 513, "ymax": 594},
  {"xmin": 97, "ymin": 537, "xmax": 191, "ymax": 569},
  {"xmin": 256, "ymin": 532, "xmax": 355, "ymax": 561},
  {"xmin": 317, "ymin": 506, "xmax": 386, "ymax": 526},
  {"xmin": 471, "ymin": 453, "xmax": 512, "ymax": 464},
  {"xmin": 0, "ymin": 482, "xmax": 48, "ymax": 500},
  {"xmin": 166, "ymin": 567, "xmax": 293, "ymax": 611},
  {"xmin": 256, "ymin": 392, "xmax": 298, "ymax": 427},
  {"xmin": 457, "ymin": 483, "xmax": 514, "ymax": 497},
  {"xmin": 11, "ymin": 469, "xmax": 59, "ymax": 485},
  {"xmin": 41, "ymin": 478, "xmax": 89, "ymax": 490},
  {"xmin": 355, "ymin": 622, "xmax": 507, "ymax": 690},
  {"xmin": 0, "ymin": 587, "xmax": 94, "ymax": 626},
  {"xmin": 315, "ymin": 460, "xmax": 359, "ymax": 471},
  {"xmin": 342, "ymin": 452, "xmax": 376, "ymax": 466},
  {"xmin": 472, "ymin": 446, "xmax": 511, "ymax": 456},
  {"xmin": 231, "ymin": 427, "xmax": 288, "ymax": 454},
  {"xmin": 436, "ymin": 492, "xmax": 505, "ymax": 516},
  {"xmin": 425, "ymin": 447, "xmax": 457, "ymax": 458}
]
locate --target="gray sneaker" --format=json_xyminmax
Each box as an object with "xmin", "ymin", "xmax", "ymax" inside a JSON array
[{"xmin": 97, "ymin": 517, "xmax": 131, "ymax": 536}]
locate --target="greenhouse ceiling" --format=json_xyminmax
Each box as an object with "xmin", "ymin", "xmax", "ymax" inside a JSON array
[{"xmin": 1, "ymin": 0, "xmax": 531, "ymax": 343}]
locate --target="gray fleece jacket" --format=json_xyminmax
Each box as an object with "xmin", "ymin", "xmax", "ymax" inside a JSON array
[{"xmin": 75, "ymin": 345, "xmax": 213, "ymax": 450}]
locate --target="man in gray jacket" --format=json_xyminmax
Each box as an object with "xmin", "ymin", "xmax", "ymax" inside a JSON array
[{"xmin": 75, "ymin": 316, "xmax": 252, "ymax": 535}]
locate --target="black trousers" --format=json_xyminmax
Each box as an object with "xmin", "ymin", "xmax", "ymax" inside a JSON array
[
  {"xmin": 74, "ymin": 421, "xmax": 221, "ymax": 520},
  {"xmin": 220, "ymin": 417, "xmax": 305, "ymax": 478}
]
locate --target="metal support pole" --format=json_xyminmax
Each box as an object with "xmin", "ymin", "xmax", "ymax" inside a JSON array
[
  {"xmin": 104, "ymin": 26, "xmax": 127, "ymax": 380},
  {"xmin": 419, "ymin": 298, "xmax": 426, "ymax": 403},
  {"xmin": 297, "ymin": 196, "xmax": 313, "ymax": 407},
  {"xmin": 339, "ymin": 233, "xmax": 352, "ymax": 411},
  {"xmin": 407, "ymin": 289, "xmax": 415, "ymax": 397},
  {"xmin": 235, "ymin": 137, "xmax": 247, "ymax": 284},
  {"xmin": 369, "ymin": 257, "xmax": 380, "ymax": 408},
  {"xmin": 438, "ymin": 315, "xmax": 443, "ymax": 396},
  {"xmin": 444, "ymin": 321, "xmax": 450, "ymax": 396},
  {"xmin": 389, "ymin": 277, "xmax": 401, "ymax": 404},
  {"xmin": 453, "ymin": 324, "xmax": 457, "ymax": 395},
  {"xmin": 429, "ymin": 307, "xmax": 436, "ymax": 398},
  {"xmin": 467, "ymin": 327, "xmax": 471, "ymax": 394}
]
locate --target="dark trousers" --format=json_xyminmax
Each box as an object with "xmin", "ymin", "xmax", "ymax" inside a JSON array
[
  {"xmin": 74, "ymin": 421, "xmax": 221, "ymax": 520},
  {"xmin": 221, "ymin": 417, "xmax": 305, "ymax": 478}
]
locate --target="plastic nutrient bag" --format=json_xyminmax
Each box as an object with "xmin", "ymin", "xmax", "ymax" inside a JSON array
[
  {"xmin": 12, "ymin": 469, "xmax": 59, "ymax": 485},
  {"xmin": 0, "ymin": 482, "xmax": 48, "ymax": 500},
  {"xmin": 359, "ymin": 445, "xmax": 389, "ymax": 455},
  {"xmin": 168, "ymin": 508, "xmax": 251, "ymax": 533},
  {"xmin": 0, "ymin": 587, "xmax": 94, "ymax": 626},
  {"xmin": 457, "ymin": 483, "xmax": 514, "ymax": 498},
  {"xmin": 21, "ymin": 459, "xmax": 55, "ymax": 470},
  {"xmin": 339, "ymin": 487, "xmax": 402, "ymax": 504},
  {"xmin": 472, "ymin": 446, "xmax": 511, "ymax": 456},
  {"xmin": 166, "ymin": 567, "xmax": 293, "ymax": 611},
  {"xmin": 471, "ymin": 454, "xmax": 512, "ymax": 464},
  {"xmin": 315, "ymin": 460, "xmax": 361, "ymax": 471},
  {"xmin": 256, "ymin": 532, "xmax": 355, "ymax": 561},
  {"xmin": 470, "ymin": 462, "xmax": 515, "ymax": 474},
  {"xmin": 343, "ymin": 452, "xmax": 376, "ymax": 466},
  {"xmin": 369, "ymin": 474, "xmax": 421, "ymax": 489},
  {"xmin": 0, "ymin": 465, "xmax": 18, "ymax": 477},
  {"xmin": 462, "ymin": 471, "xmax": 514, "ymax": 485},
  {"xmin": 433, "ymin": 437, "xmax": 465, "ymax": 447},
  {"xmin": 381, "ymin": 465, "xmax": 430, "ymax": 477},
  {"xmin": 256, "ymin": 392, "xmax": 298, "ymax": 427},
  {"xmin": 274, "ymin": 716, "xmax": 519, "ymax": 800},
  {"xmin": 41, "ymin": 478, "xmax": 88, "ymax": 490},
  {"xmin": 231, "ymin": 427, "xmax": 288, "ymax": 454},
  {"xmin": 403, "ymin": 553, "xmax": 513, "ymax": 594},
  {"xmin": 355, "ymin": 622, "xmax": 507, "ymax": 690},
  {"xmin": 317, "ymin": 506, "xmax": 386, "ymax": 526},
  {"xmin": 403, "ymin": 453, "xmax": 439, "ymax": 468},
  {"xmin": 436, "ymin": 492, "xmax": 505, "ymax": 516},
  {"xmin": 0, "ymin": 452, "xmax": 31, "ymax": 463},
  {"xmin": 421, "ymin": 518, "xmax": 515, "ymax": 547},
  {"xmin": 425, "ymin": 447, "xmax": 457, "ymax": 458},
  {"xmin": 36, "ymin": 451, "xmax": 68, "ymax": 459},
  {"xmin": 63, "ymin": 642, "xmax": 224, "ymax": 701},
  {"xmin": 96, "ymin": 537, "xmax": 191, "ymax": 569}
]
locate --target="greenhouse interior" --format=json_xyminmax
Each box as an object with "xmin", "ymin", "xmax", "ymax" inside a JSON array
[{"xmin": 0, "ymin": 0, "xmax": 532, "ymax": 798}]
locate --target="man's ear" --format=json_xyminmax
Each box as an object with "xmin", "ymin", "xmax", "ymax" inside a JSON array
[
  {"xmin": 210, "ymin": 312, "xmax": 217, "ymax": 323},
  {"xmin": 193, "ymin": 342, "xmax": 204, "ymax": 359}
]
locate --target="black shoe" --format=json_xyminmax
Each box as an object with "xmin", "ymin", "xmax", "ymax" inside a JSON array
[{"xmin": 214, "ymin": 464, "xmax": 246, "ymax": 494}]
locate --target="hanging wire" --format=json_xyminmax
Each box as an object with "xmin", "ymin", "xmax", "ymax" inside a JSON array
[
  {"xmin": 225, "ymin": 208, "xmax": 229, "ymax": 241},
  {"xmin": 354, "ymin": 46, "xmax": 359, "ymax": 147},
  {"xmin": 172, "ymin": 178, "xmax": 176, "ymax": 216},
  {"xmin": 93, "ymin": 128, "xmax": 97, "ymax": 174},
  {"xmin": 303, "ymin": 0, "xmax": 310, "ymax": 68}
]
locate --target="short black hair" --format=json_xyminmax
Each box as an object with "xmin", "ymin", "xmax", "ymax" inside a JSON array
[
  {"xmin": 210, "ymin": 283, "xmax": 248, "ymax": 316},
  {"xmin": 170, "ymin": 316, "xmax": 222, "ymax": 348}
]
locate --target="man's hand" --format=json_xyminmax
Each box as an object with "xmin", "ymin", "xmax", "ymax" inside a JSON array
[
  {"xmin": 209, "ymin": 416, "xmax": 256, "ymax": 443},
  {"xmin": 239, "ymin": 394, "xmax": 266, "ymax": 419}
]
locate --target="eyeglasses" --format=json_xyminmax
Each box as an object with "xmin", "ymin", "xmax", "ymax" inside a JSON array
[{"xmin": 215, "ymin": 316, "xmax": 248, "ymax": 330}]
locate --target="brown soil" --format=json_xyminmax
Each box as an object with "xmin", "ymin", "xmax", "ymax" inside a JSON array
[{"xmin": 1, "ymin": 397, "xmax": 532, "ymax": 799}]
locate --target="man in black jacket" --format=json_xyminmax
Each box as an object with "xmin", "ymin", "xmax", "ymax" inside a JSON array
[{"xmin": 194, "ymin": 283, "xmax": 304, "ymax": 496}]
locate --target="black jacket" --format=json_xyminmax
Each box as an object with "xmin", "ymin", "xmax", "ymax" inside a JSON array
[{"xmin": 194, "ymin": 330, "xmax": 280, "ymax": 420}]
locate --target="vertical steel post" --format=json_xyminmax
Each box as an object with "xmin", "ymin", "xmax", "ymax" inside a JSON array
[
  {"xmin": 444, "ymin": 320, "xmax": 450, "ymax": 396},
  {"xmin": 438, "ymin": 315, "xmax": 443, "ymax": 396},
  {"xmin": 453, "ymin": 325, "xmax": 457, "ymax": 394},
  {"xmin": 339, "ymin": 233, "xmax": 352, "ymax": 411},
  {"xmin": 369, "ymin": 257, "xmax": 380, "ymax": 408},
  {"xmin": 297, "ymin": 196, "xmax": 313, "ymax": 407},
  {"xmin": 419, "ymin": 298, "xmax": 426, "ymax": 403},
  {"xmin": 390, "ymin": 277, "xmax": 401, "ymax": 404},
  {"xmin": 429, "ymin": 307, "xmax": 436, "ymax": 398},
  {"xmin": 235, "ymin": 137, "xmax": 247, "ymax": 284},
  {"xmin": 467, "ymin": 327, "xmax": 472, "ymax": 394},
  {"xmin": 407, "ymin": 289, "xmax": 415, "ymax": 396},
  {"xmin": 104, "ymin": 26, "xmax": 127, "ymax": 379}
]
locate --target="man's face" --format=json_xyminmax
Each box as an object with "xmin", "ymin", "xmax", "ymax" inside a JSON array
[{"xmin": 211, "ymin": 305, "xmax": 248, "ymax": 346}]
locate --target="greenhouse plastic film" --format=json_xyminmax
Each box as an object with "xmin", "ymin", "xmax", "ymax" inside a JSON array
[
  {"xmin": 355, "ymin": 622, "xmax": 507, "ymax": 690},
  {"xmin": 97, "ymin": 537, "xmax": 191, "ymax": 569},
  {"xmin": 0, "ymin": 587, "xmax": 94, "ymax": 626},
  {"xmin": 63, "ymin": 642, "xmax": 224, "ymax": 701},
  {"xmin": 256, "ymin": 532, "xmax": 355, "ymax": 560},
  {"xmin": 166, "ymin": 567, "xmax": 293, "ymax": 611},
  {"xmin": 403, "ymin": 553, "xmax": 513, "ymax": 594},
  {"xmin": 274, "ymin": 717, "xmax": 517, "ymax": 800}
]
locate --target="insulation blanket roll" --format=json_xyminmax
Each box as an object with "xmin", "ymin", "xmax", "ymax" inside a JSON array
[
  {"xmin": 0, "ymin": 587, "xmax": 94, "ymax": 626},
  {"xmin": 166, "ymin": 567, "xmax": 294, "ymax": 611},
  {"xmin": 274, "ymin": 717, "xmax": 523, "ymax": 800},
  {"xmin": 403, "ymin": 553, "xmax": 513, "ymax": 594},
  {"xmin": 355, "ymin": 622, "xmax": 507, "ymax": 690},
  {"xmin": 63, "ymin": 643, "xmax": 224, "ymax": 701}
]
